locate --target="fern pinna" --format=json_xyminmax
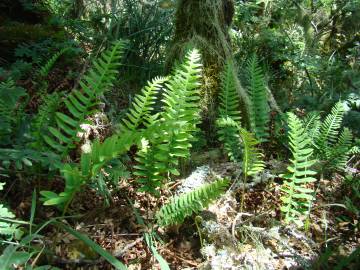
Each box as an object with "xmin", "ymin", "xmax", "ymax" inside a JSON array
[
  {"xmin": 125, "ymin": 49, "xmax": 202, "ymax": 195},
  {"xmin": 156, "ymin": 178, "xmax": 229, "ymax": 227},
  {"xmin": 42, "ymin": 41, "xmax": 125, "ymax": 156},
  {"xmin": 216, "ymin": 62, "xmax": 242, "ymax": 162},
  {"xmin": 246, "ymin": 54, "xmax": 270, "ymax": 142},
  {"xmin": 280, "ymin": 113, "xmax": 317, "ymax": 226}
]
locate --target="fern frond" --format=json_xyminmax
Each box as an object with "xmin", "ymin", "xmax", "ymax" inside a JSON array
[
  {"xmin": 42, "ymin": 41, "xmax": 125, "ymax": 156},
  {"xmin": 30, "ymin": 92, "xmax": 63, "ymax": 149},
  {"xmin": 216, "ymin": 116, "xmax": 241, "ymax": 162},
  {"xmin": 0, "ymin": 79, "xmax": 27, "ymax": 144},
  {"xmin": 162, "ymin": 49, "xmax": 202, "ymax": 126},
  {"xmin": 121, "ymin": 77, "xmax": 167, "ymax": 131},
  {"xmin": 302, "ymin": 111, "xmax": 321, "ymax": 143},
  {"xmin": 316, "ymin": 101, "xmax": 345, "ymax": 148},
  {"xmin": 327, "ymin": 127, "xmax": 353, "ymax": 171},
  {"xmin": 247, "ymin": 54, "xmax": 270, "ymax": 142},
  {"xmin": 41, "ymin": 130, "xmax": 138, "ymax": 210},
  {"xmin": 239, "ymin": 128, "xmax": 265, "ymax": 176},
  {"xmin": 133, "ymin": 138, "xmax": 164, "ymax": 196},
  {"xmin": 134, "ymin": 49, "xmax": 202, "ymax": 195},
  {"xmin": 156, "ymin": 178, "xmax": 229, "ymax": 227},
  {"xmin": 218, "ymin": 62, "xmax": 242, "ymax": 123},
  {"xmin": 38, "ymin": 47, "xmax": 69, "ymax": 78},
  {"xmin": 280, "ymin": 113, "xmax": 317, "ymax": 226}
]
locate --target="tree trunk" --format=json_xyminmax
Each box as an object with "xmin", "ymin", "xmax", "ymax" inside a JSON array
[{"xmin": 166, "ymin": 0, "xmax": 250, "ymax": 137}]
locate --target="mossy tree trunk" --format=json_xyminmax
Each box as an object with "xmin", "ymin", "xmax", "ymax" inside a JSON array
[{"xmin": 166, "ymin": 0, "xmax": 250, "ymax": 138}]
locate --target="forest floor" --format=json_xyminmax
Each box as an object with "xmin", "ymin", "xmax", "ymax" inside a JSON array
[{"xmin": 12, "ymin": 157, "xmax": 359, "ymax": 269}]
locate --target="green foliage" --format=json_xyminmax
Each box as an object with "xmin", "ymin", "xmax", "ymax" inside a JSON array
[
  {"xmin": 156, "ymin": 178, "xmax": 229, "ymax": 227},
  {"xmin": 0, "ymin": 79, "xmax": 27, "ymax": 145},
  {"xmin": 0, "ymin": 148, "xmax": 61, "ymax": 176},
  {"xmin": 304, "ymin": 102, "xmax": 356, "ymax": 172},
  {"xmin": 316, "ymin": 102, "xmax": 346, "ymax": 149},
  {"xmin": 280, "ymin": 113, "xmax": 317, "ymax": 226},
  {"xmin": 218, "ymin": 62, "xmax": 242, "ymax": 122},
  {"xmin": 121, "ymin": 77, "xmax": 167, "ymax": 131},
  {"xmin": 216, "ymin": 116, "xmax": 241, "ymax": 162},
  {"xmin": 302, "ymin": 111, "xmax": 321, "ymax": 142},
  {"xmin": 0, "ymin": 205, "xmax": 24, "ymax": 241},
  {"xmin": 247, "ymin": 54, "xmax": 270, "ymax": 142},
  {"xmin": 133, "ymin": 49, "xmax": 202, "ymax": 195},
  {"xmin": 41, "ymin": 131, "xmax": 138, "ymax": 210},
  {"xmin": 0, "ymin": 183, "xmax": 24, "ymax": 241},
  {"xmin": 0, "ymin": 245, "xmax": 31, "ymax": 270},
  {"xmin": 38, "ymin": 47, "xmax": 69, "ymax": 78},
  {"xmin": 42, "ymin": 40, "xmax": 125, "ymax": 156},
  {"xmin": 239, "ymin": 128, "xmax": 265, "ymax": 177},
  {"xmin": 216, "ymin": 62, "xmax": 242, "ymax": 162},
  {"xmin": 30, "ymin": 92, "xmax": 63, "ymax": 150}
]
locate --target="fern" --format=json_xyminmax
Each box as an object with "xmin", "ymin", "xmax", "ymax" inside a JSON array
[
  {"xmin": 316, "ymin": 101, "xmax": 346, "ymax": 149},
  {"xmin": 216, "ymin": 116, "xmax": 241, "ymax": 162},
  {"xmin": 239, "ymin": 128, "xmax": 265, "ymax": 177},
  {"xmin": 121, "ymin": 77, "xmax": 167, "ymax": 131},
  {"xmin": 41, "ymin": 130, "xmax": 138, "ymax": 211},
  {"xmin": 134, "ymin": 49, "xmax": 202, "ymax": 195},
  {"xmin": 216, "ymin": 62, "xmax": 242, "ymax": 162},
  {"xmin": 42, "ymin": 41, "xmax": 125, "ymax": 156},
  {"xmin": 310, "ymin": 102, "xmax": 354, "ymax": 172},
  {"xmin": 238, "ymin": 128, "xmax": 264, "ymax": 211},
  {"xmin": 156, "ymin": 178, "xmax": 229, "ymax": 227},
  {"xmin": 302, "ymin": 111, "xmax": 321, "ymax": 143},
  {"xmin": 247, "ymin": 54, "xmax": 270, "ymax": 142},
  {"xmin": 218, "ymin": 62, "xmax": 242, "ymax": 122},
  {"xmin": 0, "ymin": 79, "xmax": 27, "ymax": 144},
  {"xmin": 280, "ymin": 113, "xmax": 317, "ymax": 226},
  {"xmin": 30, "ymin": 92, "xmax": 63, "ymax": 150},
  {"xmin": 38, "ymin": 47, "xmax": 69, "ymax": 78},
  {"xmin": 326, "ymin": 127, "xmax": 353, "ymax": 171}
]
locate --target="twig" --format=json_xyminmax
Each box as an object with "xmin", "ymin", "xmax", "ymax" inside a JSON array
[
  {"xmin": 113, "ymin": 236, "xmax": 144, "ymax": 257},
  {"xmin": 162, "ymin": 249, "xmax": 198, "ymax": 267}
]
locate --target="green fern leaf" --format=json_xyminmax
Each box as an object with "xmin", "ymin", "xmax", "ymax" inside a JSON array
[
  {"xmin": 40, "ymin": 130, "xmax": 138, "ymax": 210},
  {"xmin": 156, "ymin": 178, "xmax": 229, "ymax": 227},
  {"xmin": 216, "ymin": 116, "xmax": 241, "ymax": 162},
  {"xmin": 121, "ymin": 77, "xmax": 167, "ymax": 131},
  {"xmin": 326, "ymin": 127, "xmax": 353, "ymax": 171},
  {"xmin": 218, "ymin": 61, "xmax": 242, "ymax": 123},
  {"xmin": 239, "ymin": 128, "xmax": 265, "ymax": 176},
  {"xmin": 316, "ymin": 101, "xmax": 345, "ymax": 148},
  {"xmin": 38, "ymin": 48, "xmax": 69, "ymax": 78},
  {"xmin": 247, "ymin": 54, "xmax": 270, "ymax": 142},
  {"xmin": 280, "ymin": 113, "xmax": 317, "ymax": 226},
  {"xmin": 134, "ymin": 49, "xmax": 202, "ymax": 195},
  {"xmin": 42, "ymin": 41, "xmax": 125, "ymax": 156}
]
